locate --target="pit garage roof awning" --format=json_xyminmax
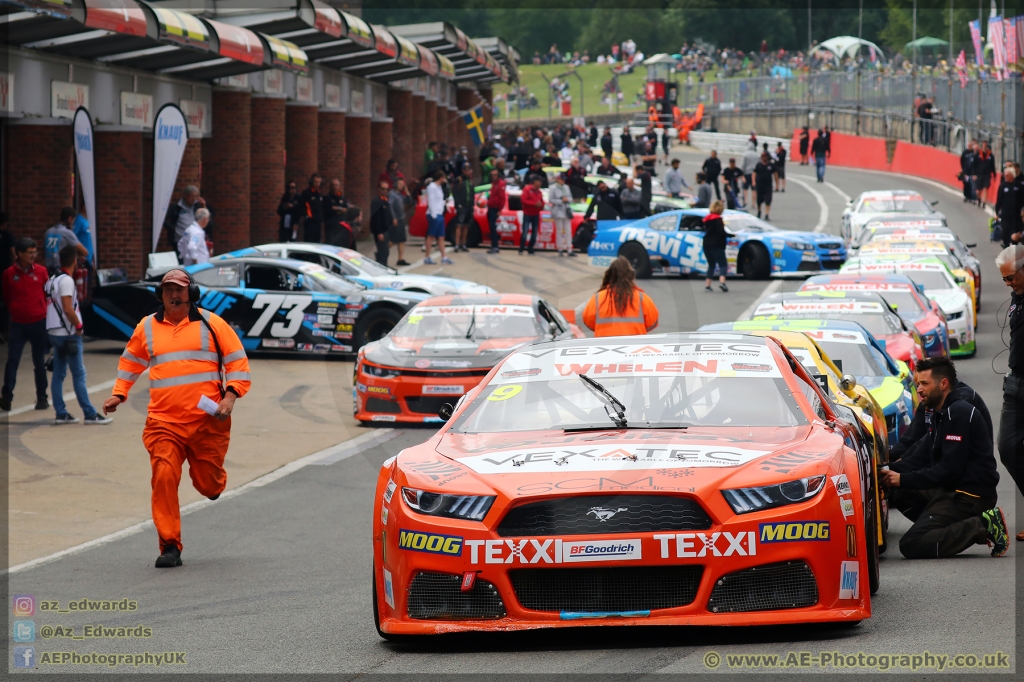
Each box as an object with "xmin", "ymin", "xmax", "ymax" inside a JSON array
[
  {"xmin": 474, "ymin": 36, "xmax": 519, "ymax": 83},
  {"xmin": 389, "ymin": 22, "xmax": 507, "ymax": 84},
  {"xmin": 0, "ymin": 0, "xmax": 308, "ymax": 79},
  {"xmin": 216, "ymin": 0, "xmax": 452, "ymax": 83}
]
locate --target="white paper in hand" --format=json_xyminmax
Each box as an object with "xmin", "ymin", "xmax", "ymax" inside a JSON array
[{"xmin": 197, "ymin": 395, "xmax": 220, "ymax": 416}]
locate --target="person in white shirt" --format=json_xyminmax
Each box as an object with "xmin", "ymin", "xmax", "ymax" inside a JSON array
[
  {"xmin": 177, "ymin": 208, "xmax": 211, "ymax": 265},
  {"xmin": 423, "ymin": 172, "xmax": 452, "ymax": 265}
]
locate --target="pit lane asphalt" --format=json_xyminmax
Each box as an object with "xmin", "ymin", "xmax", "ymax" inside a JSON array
[{"xmin": 7, "ymin": 160, "xmax": 1017, "ymax": 676}]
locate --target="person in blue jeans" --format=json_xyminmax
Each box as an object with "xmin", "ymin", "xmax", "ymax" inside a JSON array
[
  {"xmin": 44, "ymin": 245, "xmax": 111, "ymax": 425},
  {"xmin": 702, "ymin": 200, "xmax": 732, "ymax": 292},
  {"xmin": 811, "ymin": 129, "xmax": 828, "ymax": 183}
]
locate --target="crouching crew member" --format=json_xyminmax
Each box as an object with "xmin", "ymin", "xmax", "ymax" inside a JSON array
[
  {"xmin": 880, "ymin": 357, "xmax": 1008, "ymax": 558},
  {"xmin": 102, "ymin": 269, "xmax": 251, "ymax": 568}
]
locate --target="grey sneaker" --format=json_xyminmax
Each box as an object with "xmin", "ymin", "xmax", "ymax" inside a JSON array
[
  {"xmin": 54, "ymin": 414, "xmax": 80, "ymax": 425},
  {"xmin": 422, "ymin": 257, "xmax": 436, "ymax": 265},
  {"xmin": 441, "ymin": 257, "xmax": 455, "ymax": 265},
  {"xmin": 84, "ymin": 414, "xmax": 113, "ymax": 425}
]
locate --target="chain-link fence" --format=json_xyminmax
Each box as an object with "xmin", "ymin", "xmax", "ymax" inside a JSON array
[{"xmin": 672, "ymin": 72, "xmax": 1023, "ymax": 166}]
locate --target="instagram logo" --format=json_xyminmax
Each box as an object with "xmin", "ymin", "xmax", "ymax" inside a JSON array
[{"xmin": 12, "ymin": 595, "xmax": 35, "ymax": 617}]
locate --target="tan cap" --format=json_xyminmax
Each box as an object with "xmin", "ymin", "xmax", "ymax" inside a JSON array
[{"xmin": 161, "ymin": 269, "xmax": 191, "ymax": 288}]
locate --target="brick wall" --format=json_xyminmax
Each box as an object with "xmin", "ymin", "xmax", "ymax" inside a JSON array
[
  {"xmin": 410, "ymin": 94, "xmax": 425, "ymax": 177},
  {"xmin": 344, "ymin": 115, "xmax": 371, "ymax": 230},
  {"xmin": 285, "ymin": 103, "xmax": 319, "ymax": 189},
  {"xmin": 175, "ymin": 138, "xmax": 203, "ymax": 197},
  {"xmin": 423, "ymin": 100, "xmax": 437, "ymax": 156},
  {"xmin": 202, "ymin": 89, "xmax": 251, "ymax": 253},
  {"xmin": 95, "ymin": 131, "xmax": 144, "ymax": 279},
  {"xmin": 387, "ymin": 89, "xmax": 412, "ymax": 181},
  {"xmin": 436, "ymin": 105, "xmax": 448, "ymax": 148},
  {"xmin": 318, "ymin": 110, "xmax": 346, "ymax": 191},
  {"xmin": 456, "ymin": 88, "xmax": 478, "ymax": 154},
  {"xmin": 3, "ymin": 123, "xmax": 73, "ymax": 244},
  {"xmin": 370, "ymin": 120, "xmax": 392, "ymax": 194},
  {"xmin": 480, "ymin": 87, "xmax": 493, "ymax": 140},
  {"xmin": 447, "ymin": 109, "xmax": 460, "ymax": 156},
  {"xmin": 251, "ymin": 97, "xmax": 286, "ymax": 245}
]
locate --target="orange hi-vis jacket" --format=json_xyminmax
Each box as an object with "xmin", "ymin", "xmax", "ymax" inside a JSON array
[
  {"xmin": 113, "ymin": 306, "xmax": 251, "ymax": 421},
  {"xmin": 582, "ymin": 287, "xmax": 659, "ymax": 337}
]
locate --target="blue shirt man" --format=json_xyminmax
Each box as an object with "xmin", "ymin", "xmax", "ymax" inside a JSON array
[{"xmin": 72, "ymin": 208, "xmax": 93, "ymax": 261}]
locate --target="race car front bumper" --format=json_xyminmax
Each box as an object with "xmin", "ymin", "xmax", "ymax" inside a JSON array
[
  {"xmin": 355, "ymin": 365, "xmax": 489, "ymax": 424},
  {"xmin": 946, "ymin": 314, "xmax": 976, "ymax": 357}
]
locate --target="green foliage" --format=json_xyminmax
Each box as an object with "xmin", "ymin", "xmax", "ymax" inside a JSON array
[{"xmin": 878, "ymin": 0, "xmax": 977, "ymax": 55}]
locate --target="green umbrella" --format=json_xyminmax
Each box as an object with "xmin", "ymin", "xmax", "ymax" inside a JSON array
[{"xmin": 905, "ymin": 36, "xmax": 949, "ymax": 50}]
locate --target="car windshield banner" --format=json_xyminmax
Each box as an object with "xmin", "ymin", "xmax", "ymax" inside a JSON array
[
  {"xmin": 72, "ymin": 107, "xmax": 96, "ymax": 264},
  {"xmin": 151, "ymin": 104, "xmax": 189, "ymax": 253}
]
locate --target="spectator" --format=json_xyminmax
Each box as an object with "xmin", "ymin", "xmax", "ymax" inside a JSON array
[
  {"xmin": 451, "ymin": 164, "xmax": 476, "ymax": 253},
  {"xmin": 378, "ymin": 159, "xmax": 405, "ymax": 190},
  {"xmin": 600, "ymin": 127, "xmax": 614, "ymax": 159},
  {"xmin": 0, "ymin": 212, "xmax": 14, "ymax": 338},
  {"xmin": 177, "ymin": 208, "xmax": 210, "ymax": 265},
  {"xmin": 960, "ymin": 141, "xmax": 977, "ymax": 203},
  {"xmin": 917, "ymin": 96, "xmax": 934, "ymax": 145},
  {"xmin": 323, "ymin": 179, "xmax": 351, "ymax": 248},
  {"xmin": 162, "ymin": 185, "xmax": 205, "ymax": 252},
  {"xmin": 0, "ymin": 237, "xmax": 49, "ymax": 411},
  {"xmin": 277, "ymin": 181, "xmax": 299, "ymax": 242},
  {"xmin": 583, "ymin": 180, "xmax": 624, "ymax": 221},
  {"xmin": 45, "ymin": 245, "xmax": 110, "ymax": 424},
  {"xmin": 595, "ymin": 155, "xmax": 621, "ymax": 180},
  {"xmin": 587, "ymin": 123, "xmax": 598, "ymax": 148},
  {"xmin": 524, "ymin": 161, "xmax": 549, "ymax": 188},
  {"xmin": 664, "ymin": 158, "xmax": 689, "ymax": 197},
  {"xmin": 298, "ymin": 173, "xmax": 325, "ymax": 242},
  {"xmin": 660, "ymin": 128, "xmax": 671, "ymax": 163},
  {"xmin": 368, "ymin": 182, "xmax": 395, "ymax": 267},
  {"xmin": 971, "ymin": 142, "xmax": 996, "ymax": 210},
  {"xmin": 995, "ymin": 168, "xmax": 1024, "ymax": 247},
  {"xmin": 566, "ymin": 157, "xmax": 589, "ymax": 199},
  {"xmin": 549, "ymin": 173, "xmax": 575, "ymax": 257},
  {"xmin": 723, "ymin": 158, "xmax": 744, "ymax": 207},
  {"xmin": 694, "ymin": 172, "xmax": 712, "ymax": 208},
  {"xmin": 423, "ymin": 171, "xmax": 452, "ymax": 265},
  {"xmin": 741, "ymin": 142, "xmax": 760, "ymax": 205},
  {"xmin": 822, "ymin": 126, "xmax": 832, "ymax": 157},
  {"xmin": 702, "ymin": 150, "xmax": 723, "ymax": 200},
  {"xmin": 811, "ymin": 130, "xmax": 828, "ymax": 183},
  {"xmin": 774, "ymin": 142, "xmax": 787, "ymax": 192},
  {"xmin": 43, "ymin": 207, "xmax": 87, "ymax": 274},
  {"xmin": 620, "ymin": 128, "xmax": 635, "ymax": 162},
  {"xmin": 73, "ymin": 203, "xmax": 94, "ymax": 262},
  {"xmin": 798, "ymin": 126, "xmax": 810, "ymax": 165},
  {"xmin": 486, "ymin": 168, "xmax": 507, "ymax": 254},
  {"xmin": 752, "ymin": 152, "xmax": 776, "ymax": 220},
  {"xmin": 388, "ymin": 179, "xmax": 413, "ymax": 266},
  {"xmin": 519, "ymin": 176, "xmax": 545, "ymax": 255},
  {"xmin": 424, "ymin": 141, "xmax": 437, "ymax": 174},
  {"xmin": 620, "ymin": 177, "xmax": 645, "ymax": 219},
  {"xmin": 634, "ymin": 165, "xmax": 652, "ymax": 210}
]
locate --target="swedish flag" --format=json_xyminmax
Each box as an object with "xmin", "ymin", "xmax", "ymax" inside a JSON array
[{"xmin": 463, "ymin": 105, "xmax": 485, "ymax": 146}]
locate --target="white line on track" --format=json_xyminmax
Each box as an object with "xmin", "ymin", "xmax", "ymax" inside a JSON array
[
  {"xmin": 790, "ymin": 174, "xmax": 851, "ymax": 203},
  {"xmin": 2, "ymin": 379, "xmax": 116, "ymax": 418},
  {"xmin": 786, "ymin": 175, "xmax": 830, "ymax": 233},
  {"xmin": 739, "ymin": 279, "xmax": 781, "ymax": 320},
  {"xmin": 4, "ymin": 428, "xmax": 399, "ymax": 575}
]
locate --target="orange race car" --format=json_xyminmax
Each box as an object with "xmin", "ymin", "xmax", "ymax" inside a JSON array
[
  {"xmin": 372, "ymin": 333, "xmax": 878, "ymax": 637},
  {"xmin": 354, "ymin": 294, "xmax": 584, "ymax": 424}
]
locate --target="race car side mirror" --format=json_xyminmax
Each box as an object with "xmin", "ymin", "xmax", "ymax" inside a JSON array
[
  {"xmin": 840, "ymin": 374, "xmax": 858, "ymax": 393},
  {"xmin": 965, "ymin": 243, "xmax": 977, "ymax": 248},
  {"xmin": 930, "ymin": 200, "xmax": 939, "ymax": 206},
  {"xmin": 954, "ymin": 275, "xmax": 965, "ymax": 284},
  {"xmin": 438, "ymin": 403, "xmax": 455, "ymax": 422}
]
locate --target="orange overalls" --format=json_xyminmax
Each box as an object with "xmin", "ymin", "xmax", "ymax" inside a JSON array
[
  {"xmin": 582, "ymin": 288, "xmax": 660, "ymax": 337},
  {"xmin": 113, "ymin": 307, "xmax": 251, "ymax": 552}
]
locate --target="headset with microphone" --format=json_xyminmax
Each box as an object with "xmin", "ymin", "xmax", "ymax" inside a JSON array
[
  {"xmin": 153, "ymin": 268, "xmax": 201, "ymax": 304},
  {"xmin": 153, "ymin": 268, "xmax": 228, "ymax": 395}
]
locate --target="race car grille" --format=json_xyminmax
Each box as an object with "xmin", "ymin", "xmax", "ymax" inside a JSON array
[
  {"xmin": 820, "ymin": 258, "xmax": 845, "ymax": 269},
  {"xmin": 365, "ymin": 397, "xmax": 401, "ymax": 414},
  {"xmin": 406, "ymin": 572, "xmax": 506, "ymax": 620},
  {"xmin": 706, "ymin": 560, "xmax": 818, "ymax": 613},
  {"xmin": 509, "ymin": 566, "xmax": 704, "ymax": 612},
  {"xmin": 405, "ymin": 396, "xmax": 461, "ymax": 414},
  {"xmin": 797, "ymin": 261, "xmax": 822, "ymax": 272},
  {"xmin": 497, "ymin": 495, "xmax": 712, "ymax": 537},
  {"xmin": 817, "ymin": 242, "xmax": 843, "ymax": 250},
  {"xmin": 949, "ymin": 338, "xmax": 960, "ymax": 350}
]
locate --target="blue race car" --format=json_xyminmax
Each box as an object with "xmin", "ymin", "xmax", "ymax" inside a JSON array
[{"xmin": 586, "ymin": 208, "xmax": 847, "ymax": 279}]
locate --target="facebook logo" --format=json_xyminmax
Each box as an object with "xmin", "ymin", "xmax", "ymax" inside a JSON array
[
  {"xmin": 13, "ymin": 646, "xmax": 35, "ymax": 668},
  {"xmin": 13, "ymin": 620, "xmax": 35, "ymax": 642}
]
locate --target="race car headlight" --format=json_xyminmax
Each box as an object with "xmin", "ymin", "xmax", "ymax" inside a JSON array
[
  {"xmin": 401, "ymin": 488, "xmax": 495, "ymax": 521},
  {"xmin": 785, "ymin": 240, "xmax": 815, "ymax": 251},
  {"xmin": 722, "ymin": 475, "xmax": 827, "ymax": 514},
  {"xmin": 946, "ymin": 311, "xmax": 963, "ymax": 321},
  {"xmin": 362, "ymin": 364, "xmax": 401, "ymax": 378}
]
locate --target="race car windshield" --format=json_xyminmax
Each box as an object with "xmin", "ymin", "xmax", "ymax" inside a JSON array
[
  {"xmin": 392, "ymin": 306, "xmax": 541, "ymax": 340},
  {"xmin": 813, "ymin": 341, "xmax": 885, "ymax": 377},
  {"xmin": 452, "ymin": 376, "xmax": 804, "ymax": 433},
  {"xmin": 722, "ymin": 215, "xmax": 780, "ymax": 233},
  {"xmin": 296, "ymin": 265, "xmax": 365, "ymax": 294},
  {"xmin": 859, "ymin": 198, "xmax": 930, "ymax": 213},
  {"xmin": 756, "ymin": 311, "xmax": 900, "ymax": 337},
  {"xmin": 904, "ymin": 271, "xmax": 956, "ymax": 290},
  {"xmin": 339, "ymin": 254, "xmax": 395, "ymax": 277}
]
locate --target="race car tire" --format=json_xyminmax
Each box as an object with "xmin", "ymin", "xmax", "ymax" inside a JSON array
[
  {"xmin": 738, "ymin": 243, "xmax": 771, "ymax": 280},
  {"xmin": 619, "ymin": 241, "xmax": 652, "ymax": 278},
  {"xmin": 355, "ymin": 307, "xmax": 403, "ymax": 349},
  {"xmin": 372, "ymin": 564, "xmax": 412, "ymax": 643}
]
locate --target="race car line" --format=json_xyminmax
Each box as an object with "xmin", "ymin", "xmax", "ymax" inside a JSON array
[{"xmin": 3, "ymin": 427, "xmax": 401, "ymax": 576}]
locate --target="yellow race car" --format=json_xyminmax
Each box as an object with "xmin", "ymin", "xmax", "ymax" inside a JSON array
[{"xmin": 856, "ymin": 241, "xmax": 978, "ymax": 320}]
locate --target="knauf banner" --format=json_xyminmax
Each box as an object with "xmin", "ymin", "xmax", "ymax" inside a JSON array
[
  {"xmin": 72, "ymin": 107, "xmax": 96, "ymax": 264},
  {"xmin": 151, "ymin": 103, "xmax": 189, "ymax": 253}
]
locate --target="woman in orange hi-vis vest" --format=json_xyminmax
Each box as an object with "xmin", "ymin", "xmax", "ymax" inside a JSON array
[
  {"xmin": 582, "ymin": 257, "xmax": 660, "ymax": 337},
  {"xmin": 103, "ymin": 269, "xmax": 251, "ymax": 568}
]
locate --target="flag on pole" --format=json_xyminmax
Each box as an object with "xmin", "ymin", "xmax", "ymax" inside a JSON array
[
  {"xmin": 1016, "ymin": 16, "xmax": 1024, "ymax": 64},
  {"xmin": 1006, "ymin": 18, "xmax": 1018, "ymax": 67},
  {"xmin": 955, "ymin": 50, "xmax": 969, "ymax": 88},
  {"xmin": 463, "ymin": 105, "xmax": 485, "ymax": 146},
  {"xmin": 990, "ymin": 16, "xmax": 1006, "ymax": 70},
  {"xmin": 969, "ymin": 20, "xmax": 984, "ymax": 66}
]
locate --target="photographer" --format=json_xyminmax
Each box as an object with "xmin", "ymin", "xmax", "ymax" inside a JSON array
[{"xmin": 880, "ymin": 357, "xmax": 1007, "ymax": 558}]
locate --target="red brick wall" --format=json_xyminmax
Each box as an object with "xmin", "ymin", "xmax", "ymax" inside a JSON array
[
  {"xmin": 318, "ymin": 110, "xmax": 346, "ymax": 189},
  {"xmin": 202, "ymin": 90, "xmax": 251, "ymax": 253},
  {"xmin": 344, "ymin": 115, "xmax": 372, "ymax": 230},
  {"xmin": 95, "ymin": 131, "xmax": 144, "ymax": 279},
  {"xmin": 436, "ymin": 105, "xmax": 448, "ymax": 148},
  {"xmin": 410, "ymin": 94, "xmax": 426, "ymax": 176},
  {"xmin": 285, "ymin": 103, "xmax": 319, "ymax": 189},
  {"xmin": 387, "ymin": 89, "xmax": 412, "ymax": 182},
  {"xmin": 423, "ymin": 100, "xmax": 437, "ymax": 155},
  {"xmin": 480, "ymin": 87, "xmax": 493, "ymax": 140},
  {"xmin": 251, "ymin": 97, "xmax": 286, "ymax": 245},
  {"xmin": 3, "ymin": 123, "xmax": 73, "ymax": 244},
  {"xmin": 370, "ymin": 120, "xmax": 393, "ymax": 194},
  {"xmin": 175, "ymin": 138, "xmax": 203, "ymax": 198},
  {"xmin": 447, "ymin": 109, "xmax": 460, "ymax": 155}
]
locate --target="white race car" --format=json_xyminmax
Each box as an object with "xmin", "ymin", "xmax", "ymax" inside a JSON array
[
  {"xmin": 840, "ymin": 191, "xmax": 946, "ymax": 245},
  {"xmin": 225, "ymin": 243, "xmax": 496, "ymax": 296}
]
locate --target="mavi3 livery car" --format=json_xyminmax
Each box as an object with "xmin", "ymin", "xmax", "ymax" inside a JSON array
[
  {"xmin": 372, "ymin": 333, "xmax": 879, "ymax": 637},
  {"xmin": 355, "ymin": 295, "xmax": 584, "ymax": 424},
  {"xmin": 86, "ymin": 257, "xmax": 426, "ymax": 354},
  {"xmin": 587, "ymin": 209, "xmax": 846, "ymax": 279}
]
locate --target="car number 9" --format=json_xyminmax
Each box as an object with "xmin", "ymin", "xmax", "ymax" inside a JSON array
[{"xmin": 487, "ymin": 385, "xmax": 523, "ymax": 401}]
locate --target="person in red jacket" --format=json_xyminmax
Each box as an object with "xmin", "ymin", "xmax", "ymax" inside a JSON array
[
  {"xmin": 377, "ymin": 159, "xmax": 406, "ymax": 190},
  {"xmin": 486, "ymin": 168, "xmax": 507, "ymax": 254},
  {"xmin": 1, "ymin": 238, "xmax": 49, "ymax": 411},
  {"xmin": 519, "ymin": 177, "xmax": 545, "ymax": 255}
]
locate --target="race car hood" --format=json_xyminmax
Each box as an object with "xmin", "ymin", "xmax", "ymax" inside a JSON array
[
  {"xmin": 363, "ymin": 336, "xmax": 538, "ymax": 370},
  {"xmin": 856, "ymin": 374, "xmax": 905, "ymax": 409},
  {"xmin": 925, "ymin": 287, "xmax": 969, "ymax": 313},
  {"xmin": 758, "ymin": 230, "xmax": 844, "ymax": 246},
  {"xmin": 370, "ymin": 274, "xmax": 496, "ymax": 295},
  {"xmin": 415, "ymin": 426, "xmax": 843, "ymax": 499}
]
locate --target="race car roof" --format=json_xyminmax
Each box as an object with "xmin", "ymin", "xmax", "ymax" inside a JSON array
[
  {"xmin": 860, "ymin": 240, "xmax": 952, "ymax": 253},
  {"xmin": 753, "ymin": 292, "xmax": 892, "ymax": 316},
  {"xmin": 856, "ymin": 190, "xmax": 924, "ymax": 200},
  {"xmin": 422, "ymin": 293, "xmax": 536, "ymax": 307},
  {"xmin": 801, "ymin": 274, "xmax": 924, "ymax": 293},
  {"xmin": 863, "ymin": 218, "xmax": 947, "ymax": 229}
]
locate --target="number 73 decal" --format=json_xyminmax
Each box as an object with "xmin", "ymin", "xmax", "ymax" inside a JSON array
[{"xmin": 248, "ymin": 294, "xmax": 312, "ymax": 338}]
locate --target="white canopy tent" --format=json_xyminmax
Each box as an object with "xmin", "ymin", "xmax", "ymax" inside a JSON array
[{"xmin": 814, "ymin": 36, "xmax": 887, "ymax": 64}]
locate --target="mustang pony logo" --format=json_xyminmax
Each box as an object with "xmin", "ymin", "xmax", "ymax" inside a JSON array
[{"xmin": 587, "ymin": 507, "xmax": 628, "ymax": 522}]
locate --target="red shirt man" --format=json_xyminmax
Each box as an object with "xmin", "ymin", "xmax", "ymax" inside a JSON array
[{"xmin": 1, "ymin": 238, "xmax": 51, "ymax": 411}]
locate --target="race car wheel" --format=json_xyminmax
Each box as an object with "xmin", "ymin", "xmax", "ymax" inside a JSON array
[
  {"xmin": 738, "ymin": 243, "xmax": 771, "ymax": 280},
  {"xmin": 619, "ymin": 241, "xmax": 652, "ymax": 279},
  {"xmin": 355, "ymin": 307, "xmax": 403, "ymax": 349}
]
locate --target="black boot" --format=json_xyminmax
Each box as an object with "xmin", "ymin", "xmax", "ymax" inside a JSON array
[{"xmin": 155, "ymin": 545, "xmax": 182, "ymax": 568}]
